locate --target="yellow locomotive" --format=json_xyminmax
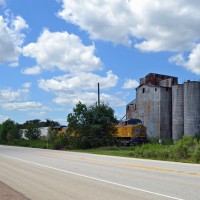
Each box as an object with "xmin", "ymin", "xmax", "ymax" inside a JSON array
[
  {"xmin": 50, "ymin": 118, "xmax": 147, "ymax": 146},
  {"xmin": 116, "ymin": 118, "xmax": 147, "ymax": 145}
]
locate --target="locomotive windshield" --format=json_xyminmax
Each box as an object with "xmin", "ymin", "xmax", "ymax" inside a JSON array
[
  {"xmin": 127, "ymin": 119, "xmax": 142, "ymax": 125},
  {"xmin": 121, "ymin": 118, "xmax": 142, "ymax": 126}
]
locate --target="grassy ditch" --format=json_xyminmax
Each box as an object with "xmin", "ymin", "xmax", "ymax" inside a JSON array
[{"xmin": 76, "ymin": 135, "xmax": 200, "ymax": 164}]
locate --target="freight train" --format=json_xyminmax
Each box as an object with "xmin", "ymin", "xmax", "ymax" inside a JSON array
[{"xmin": 51, "ymin": 118, "xmax": 147, "ymax": 146}]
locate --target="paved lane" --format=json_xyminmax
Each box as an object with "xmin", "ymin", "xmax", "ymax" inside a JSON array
[{"xmin": 0, "ymin": 145, "xmax": 199, "ymax": 200}]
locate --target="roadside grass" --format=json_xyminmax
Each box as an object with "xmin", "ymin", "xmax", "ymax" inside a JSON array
[
  {"xmin": 1, "ymin": 135, "xmax": 200, "ymax": 164},
  {"xmin": 2, "ymin": 139, "xmax": 51, "ymax": 149},
  {"xmin": 74, "ymin": 136, "xmax": 200, "ymax": 164}
]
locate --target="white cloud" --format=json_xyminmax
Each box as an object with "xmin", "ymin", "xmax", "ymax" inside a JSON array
[
  {"xmin": 38, "ymin": 70, "xmax": 124, "ymax": 106},
  {"xmin": 122, "ymin": 79, "xmax": 139, "ymax": 89},
  {"xmin": 58, "ymin": 0, "xmax": 200, "ymax": 52},
  {"xmin": 2, "ymin": 102, "xmax": 43, "ymax": 111},
  {"xmin": 58, "ymin": 0, "xmax": 200, "ymax": 75},
  {"xmin": 169, "ymin": 54, "xmax": 185, "ymax": 67},
  {"xmin": 21, "ymin": 65, "xmax": 42, "ymax": 75},
  {"xmin": 186, "ymin": 44, "xmax": 200, "ymax": 75},
  {"xmin": 58, "ymin": 0, "xmax": 134, "ymax": 46},
  {"xmin": 0, "ymin": 82, "xmax": 32, "ymax": 105},
  {"xmin": 13, "ymin": 16, "xmax": 29, "ymax": 32},
  {"xmin": 53, "ymin": 91, "xmax": 125, "ymax": 107},
  {"xmin": 22, "ymin": 82, "xmax": 32, "ymax": 89},
  {"xmin": 38, "ymin": 70, "xmax": 118, "ymax": 92},
  {"xmin": 23, "ymin": 29, "xmax": 102, "ymax": 73},
  {"xmin": 169, "ymin": 44, "xmax": 200, "ymax": 75},
  {"xmin": 0, "ymin": 87, "xmax": 28, "ymax": 103},
  {"xmin": 0, "ymin": 15, "xmax": 28, "ymax": 65}
]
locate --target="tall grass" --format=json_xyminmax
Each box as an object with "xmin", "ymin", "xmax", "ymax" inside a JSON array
[{"xmin": 79, "ymin": 135, "xmax": 200, "ymax": 163}]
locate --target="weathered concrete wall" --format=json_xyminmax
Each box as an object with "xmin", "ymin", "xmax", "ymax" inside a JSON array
[
  {"xmin": 172, "ymin": 85, "xmax": 184, "ymax": 140},
  {"xmin": 127, "ymin": 85, "xmax": 173, "ymax": 139},
  {"xmin": 126, "ymin": 100, "xmax": 137, "ymax": 119},
  {"xmin": 160, "ymin": 87, "xmax": 172, "ymax": 139},
  {"xmin": 184, "ymin": 81, "xmax": 200, "ymax": 136},
  {"xmin": 134, "ymin": 85, "xmax": 161, "ymax": 138}
]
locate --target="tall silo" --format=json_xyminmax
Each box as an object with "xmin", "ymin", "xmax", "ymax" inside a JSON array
[
  {"xmin": 184, "ymin": 81, "xmax": 200, "ymax": 136},
  {"xmin": 172, "ymin": 84, "xmax": 184, "ymax": 140}
]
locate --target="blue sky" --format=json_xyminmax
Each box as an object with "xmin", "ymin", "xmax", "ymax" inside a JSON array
[{"xmin": 0, "ymin": 0, "xmax": 200, "ymax": 125}]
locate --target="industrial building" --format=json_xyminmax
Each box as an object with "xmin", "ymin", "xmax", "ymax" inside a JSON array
[{"xmin": 126, "ymin": 73, "xmax": 200, "ymax": 141}]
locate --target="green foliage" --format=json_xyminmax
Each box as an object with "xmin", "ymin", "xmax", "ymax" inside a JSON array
[
  {"xmin": 194, "ymin": 132, "xmax": 200, "ymax": 142},
  {"xmin": 24, "ymin": 122, "xmax": 41, "ymax": 140},
  {"xmin": 5, "ymin": 139, "xmax": 49, "ymax": 149},
  {"xmin": 191, "ymin": 143, "xmax": 200, "ymax": 162},
  {"xmin": 79, "ymin": 135, "xmax": 200, "ymax": 163},
  {"xmin": 48, "ymin": 130, "xmax": 68, "ymax": 150},
  {"xmin": 0, "ymin": 119, "xmax": 21, "ymax": 142},
  {"xmin": 67, "ymin": 101, "xmax": 118, "ymax": 149},
  {"xmin": 21, "ymin": 119, "xmax": 60, "ymax": 129},
  {"xmin": 170, "ymin": 135, "xmax": 197, "ymax": 160}
]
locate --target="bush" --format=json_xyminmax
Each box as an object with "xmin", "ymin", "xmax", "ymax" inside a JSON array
[
  {"xmin": 191, "ymin": 143, "xmax": 200, "ymax": 163},
  {"xmin": 194, "ymin": 132, "xmax": 200, "ymax": 142},
  {"xmin": 170, "ymin": 135, "xmax": 197, "ymax": 160},
  {"xmin": 6, "ymin": 139, "xmax": 48, "ymax": 149}
]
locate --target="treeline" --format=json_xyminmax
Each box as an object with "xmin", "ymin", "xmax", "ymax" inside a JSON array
[
  {"xmin": 0, "ymin": 119, "xmax": 60, "ymax": 143},
  {"xmin": 0, "ymin": 102, "xmax": 118, "ymax": 150}
]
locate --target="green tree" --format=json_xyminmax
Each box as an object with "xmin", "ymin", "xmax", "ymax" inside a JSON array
[
  {"xmin": 67, "ymin": 102, "xmax": 118, "ymax": 149},
  {"xmin": 24, "ymin": 122, "xmax": 41, "ymax": 140},
  {"xmin": 21, "ymin": 119, "xmax": 60, "ymax": 129},
  {"xmin": 0, "ymin": 119, "xmax": 21, "ymax": 143},
  {"xmin": 45, "ymin": 119, "xmax": 60, "ymax": 127}
]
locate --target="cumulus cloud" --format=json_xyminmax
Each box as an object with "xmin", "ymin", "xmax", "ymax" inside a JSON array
[
  {"xmin": 37, "ymin": 70, "xmax": 124, "ymax": 106},
  {"xmin": 0, "ymin": 82, "xmax": 33, "ymax": 106},
  {"xmin": 169, "ymin": 44, "xmax": 200, "ymax": 75},
  {"xmin": 122, "ymin": 79, "xmax": 139, "ymax": 89},
  {"xmin": 38, "ymin": 70, "xmax": 118, "ymax": 92},
  {"xmin": 2, "ymin": 102, "xmax": 43, "ymax": 111},
  {"xmin": 58, "ymin": 0, "xmax": 200, "ymax": 75},
  {"xmin": 53, "ymin": 91, "xmax": 125, "ymax": 107},
  {"xmin": 58, "ymin": 0, "xmax": 200, "ymax": 52},
  {"xmin": 23, "ymin": 29, "xmax": 102, "ymax": 73},
  {"xmin": 0, "ymin": 15, "xmax": 28, "ymax": 65},
  {"xmin": 0, "ymin": 87, "xmax": 28, "ymax": 103},
  {"xmin": 58, "ymin": 0, "xmax": 134, "ymax": 46},
  {"xmin": 12, "ymin": 16, "xmax": 28, "ymax": 32},
  {"xmin": 21, "ymin": 65, "xmax": 42, "ymax": 75}
]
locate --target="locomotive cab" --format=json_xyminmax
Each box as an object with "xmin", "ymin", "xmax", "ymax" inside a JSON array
[{"xmin": 116, "ymin": 118, "xmax": 147, "ymax": 145}]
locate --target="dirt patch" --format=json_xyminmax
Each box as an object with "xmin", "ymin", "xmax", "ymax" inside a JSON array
[{"xmin": 0, "ymin": 181, "xmax": 29, "ymax": 200}]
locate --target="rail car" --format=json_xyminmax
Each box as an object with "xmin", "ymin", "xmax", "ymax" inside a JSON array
[{"xmin": 116, "ymin": 118, "xmax": 148, "ymax": 145}]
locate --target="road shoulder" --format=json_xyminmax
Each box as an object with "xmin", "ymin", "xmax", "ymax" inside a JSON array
[{"xmin": 0, "ymin": 181, "xmax": 29, "ymax": 200}]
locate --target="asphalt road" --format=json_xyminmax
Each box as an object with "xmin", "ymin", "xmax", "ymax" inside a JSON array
[{"xmin": 0, "ymin": 145, "xmax": 199, "ymax": 200}]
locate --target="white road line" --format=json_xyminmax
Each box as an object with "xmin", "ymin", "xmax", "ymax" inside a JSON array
[{"xmin": 0, "ymin": 154, "xmax": 184, "ymax": 200}]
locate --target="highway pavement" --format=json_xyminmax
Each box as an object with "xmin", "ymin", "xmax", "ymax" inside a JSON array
[{"xmin": 0, "ymin": 145, "xmax": 199, "ymax": 200}]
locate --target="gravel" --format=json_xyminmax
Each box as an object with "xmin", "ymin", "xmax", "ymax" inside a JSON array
[{"xmin": 0, "ymin": 181, "xmax": 29, "ymax": 200}]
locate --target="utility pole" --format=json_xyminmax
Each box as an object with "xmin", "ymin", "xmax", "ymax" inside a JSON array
[{"xmin": 98, "ymin": 82, "xmax": 100, "ymax": 106}]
